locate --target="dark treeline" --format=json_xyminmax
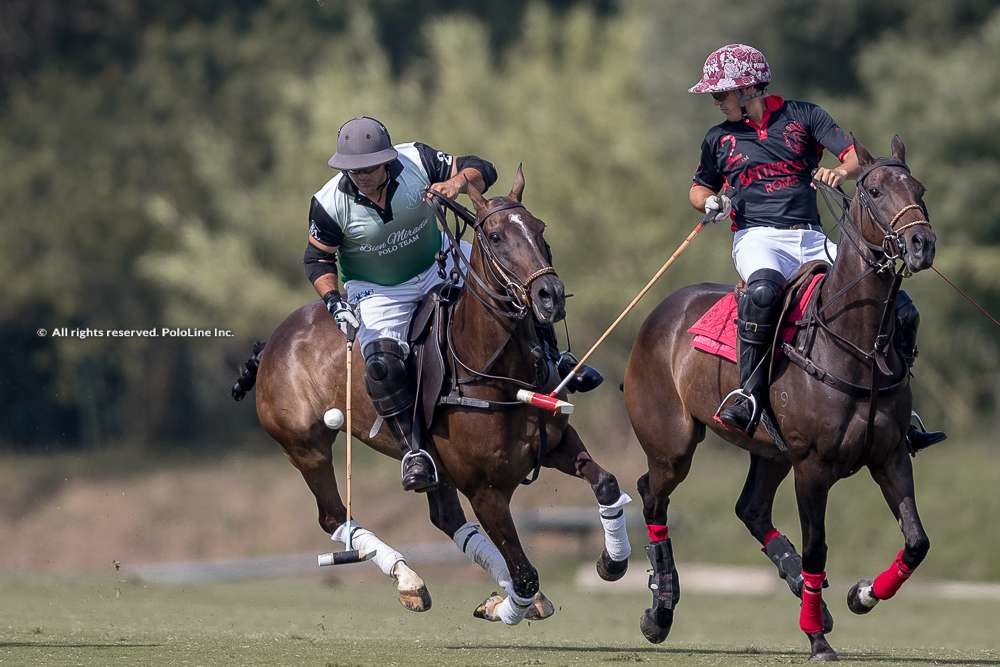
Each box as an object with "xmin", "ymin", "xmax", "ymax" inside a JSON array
[{"xmin": 2, "ymin": 0, "xmax": 998, "ymax": 449}]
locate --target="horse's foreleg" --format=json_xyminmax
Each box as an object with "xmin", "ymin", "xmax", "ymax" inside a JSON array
[
  {"xmin": 736, "ymin": 454, "xmax": 834, "ymax": 632},
  {"xmin": 848, "ymin": 448, "xmax": 929, "ymax": 615},
  {"xmin": 793, "ymin": 462, "xmax": 838, "ymax": 661},
  {"xmin": 467, "ymin": 487, "xmax": 538, "ymax": 626},
  {"xmin": 542, "ymin": 425, "xmax": 631, "ymax": 581},
  {"xmin": 285, "ymin": 433, "xmax": 431, "ymax": 613}
]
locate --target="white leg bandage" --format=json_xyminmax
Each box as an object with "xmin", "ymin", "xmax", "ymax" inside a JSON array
[
  {"xmin": 332, "ymin": 524, "xmax": 405, "ymax": 577},
  {"xmin": 598, "ymin": 492, "xmax": 633, "ymax": 562},
  {"xmin": 496, "ymin": 590, "xmax": 534, "ymax": 625},
  {"xmin": 453, "ymin": 521, "xmax": 513, "ymax": 596}
]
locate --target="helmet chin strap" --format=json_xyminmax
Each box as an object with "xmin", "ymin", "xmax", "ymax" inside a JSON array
[{"xmin": 737, "ymin": 87, "xmax": 766, "ymax": 119}]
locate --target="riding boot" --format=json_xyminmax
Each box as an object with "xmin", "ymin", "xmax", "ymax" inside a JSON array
[
  {"xmin": 363, "ymin": 338, "xmax": 438, "ymax": 492},
  {"xmin": 896, "ymin": 291, "xmax": 947, "ymax": 452},
  {"xmin": 538, "ymin": 324, "xmax": 603, "ymax": 393},
  {"xmin": 717, "ymin": 269, "xmax": 785, "ymax": 435}
]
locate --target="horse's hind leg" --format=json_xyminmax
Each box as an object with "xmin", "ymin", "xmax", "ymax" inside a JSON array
[
  {"xmin": 847, "ymin": 447, "xmax": 929, "ymax": 616},
  {"xmin": 281, "ymin": 427, "xmax": 430, "ymax": 612},
  {"xmin": 465, "ymin": 486, "xmax": 539, "ymax": 626},
  {"xmin": 542, "ymin": 425, "xmax": 632, "ymax": 581},
  {"xmin": 735, "ymin": 454, "xmax": 834, "ymax": 632},
  {"xmin": 428, "ymin": 481, "xmax": 553, "ymax": 621}
]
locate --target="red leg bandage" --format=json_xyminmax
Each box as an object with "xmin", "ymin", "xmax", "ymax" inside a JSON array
[
  {"xmin": 799, "ymin": 570, "xmax": 826, "ymax": 634},
  {"xmin": 872, "ymin": 549, "xmax": 914, "ymax": 600},
  {"xmin": 646, "ymin": 523, "xmax": 669, "ymax": 543},
  {"xmin": 761, "ymin": 528, "xmax": 781, "ymax": 548}
]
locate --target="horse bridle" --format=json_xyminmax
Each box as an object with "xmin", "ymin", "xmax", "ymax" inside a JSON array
[
  {"xmin": 429, "ymin": 190, "xmax": 558, "ymax": 322},
  {"xmin": 842, "ymin": 158, "xmax": 932, "ymax": 274}
]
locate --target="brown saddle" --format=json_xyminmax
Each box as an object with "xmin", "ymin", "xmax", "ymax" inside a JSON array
[{"xmin": 407, "ymin": 281, "xmax": 461, "ymax": 431}]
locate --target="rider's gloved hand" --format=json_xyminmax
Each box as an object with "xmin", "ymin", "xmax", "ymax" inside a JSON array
[
  {"xmin": 703, "ymin": 194, "xmax": 732, "ymax": 223},
  {"xmin": 322, "ymin": 290, "xmax": 360, "ymax": 341}
]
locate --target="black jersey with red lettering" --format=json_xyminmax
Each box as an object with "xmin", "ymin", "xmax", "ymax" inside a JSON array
[{"xmin": 692, "ymin": 96, "xmax": 853, "ymax": 231}]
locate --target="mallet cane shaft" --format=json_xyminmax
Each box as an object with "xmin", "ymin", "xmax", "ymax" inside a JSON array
[
  {"xmin": 518, "ymin": 213, "xmax": 712, "ymax": 413},
  {"xmin": 318, "ymin": 333, "xmax": 374, "ymax": 566}
]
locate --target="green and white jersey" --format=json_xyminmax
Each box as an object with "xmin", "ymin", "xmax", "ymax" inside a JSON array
[{"xmin": 309, "ymin": 142, "xmax": 455, "ymax": 286}]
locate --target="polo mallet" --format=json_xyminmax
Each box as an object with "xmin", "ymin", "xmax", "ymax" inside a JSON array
[
  {"xmin": 318, "ymin": 335, "xmax": 375, "ymax": 566},
  {"xmin": 517, "ymin": 211, "xmax": 714, "ymax": 413}
]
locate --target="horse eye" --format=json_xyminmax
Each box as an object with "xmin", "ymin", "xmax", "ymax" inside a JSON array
[
  {"xmin": 488, "ymin": 232, "xmax": 502, "ymax": 243},
  {"xmin": 870, "ymin": 187, "xmax": 881, "ymax": 197}
]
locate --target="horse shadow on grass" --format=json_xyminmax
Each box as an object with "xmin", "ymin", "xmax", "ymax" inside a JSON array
[
  {"xmin": 0, "ymin": 641, "xmax": 161, "ymax": 649},
  {"xmin": 444, "ymin": 644, "xmax": 1000, "ymax": 664}
]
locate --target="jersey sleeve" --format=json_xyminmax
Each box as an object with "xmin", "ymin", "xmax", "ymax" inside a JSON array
[
  {"xmin": 692, "ymin": 134, "xmax": 724, "ymax": 190},
  {"xmin": 308, "ymin": 195, "xmax": 344, "ymax": 247},
  {"xmin": 808, "ymin": 104, "xmax": 853, "ymax": 161},
  {"xmin": 413, "ymin": 142, "xmax": 455, "ymax": 184}
]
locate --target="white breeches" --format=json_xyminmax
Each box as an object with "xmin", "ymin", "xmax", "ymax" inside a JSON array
[{"xmin": 732, "ymin": 227, "xmax": 835, "ymax": 282}]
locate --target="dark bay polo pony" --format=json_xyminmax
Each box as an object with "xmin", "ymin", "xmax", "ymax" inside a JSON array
[
  {"xmin": 624, "ymin": 137, "xmax": 936, "ymax": 661},
  {"xmin": 234, "ymin": 168, "xmax": 628, "ymax": 624}
]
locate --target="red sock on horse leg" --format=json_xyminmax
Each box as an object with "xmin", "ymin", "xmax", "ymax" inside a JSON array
[
  {"xmin": 646, "ymin": 523, "xmax": 669, "ymax": 543},
  {"xmin": 761, "ymin": 528, "xmax": 781, "ymax": 548},
  {"xmin": 799, "ymin": 570, "xmax": 826, "ymax": 634},
  {"xmin": 872, "ymin": 549, "xmax": 914, "ymax": 600}
]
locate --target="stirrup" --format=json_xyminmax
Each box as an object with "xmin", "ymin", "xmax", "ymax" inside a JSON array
[
  {"xmin": 910, "ymin": 410, "xmax": 927, "ymax": 432},
  {"xmin": 714, "ymin": 388, "xmax": 758, "ymax": 426},
  {"xmin": 401, "ymin": 449, "xmax": 439, "ymax": 486}
]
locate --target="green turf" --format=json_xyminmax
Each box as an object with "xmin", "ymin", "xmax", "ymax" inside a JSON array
[{"xmin": 1, "ymin": 572, "xmax": 997, "ymax": 666}]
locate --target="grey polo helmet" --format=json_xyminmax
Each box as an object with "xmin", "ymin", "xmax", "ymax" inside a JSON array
[{"xmin": 327, "ymin": 116, "xmax": 398, "ymax": 170}]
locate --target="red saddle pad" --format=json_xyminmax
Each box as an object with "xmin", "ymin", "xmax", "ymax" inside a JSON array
[{"xmin": 688, "ymin": 274, "xmax": 824, "ymax": 363}]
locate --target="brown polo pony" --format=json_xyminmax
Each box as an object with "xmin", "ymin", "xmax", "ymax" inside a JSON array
[
  {"xmin": 624, "ymin": 137, "xmax": 936, "ymax": 661},
  {"xmin": 234, "ymin": 168, "xmax": 627, "ymax": 623}
]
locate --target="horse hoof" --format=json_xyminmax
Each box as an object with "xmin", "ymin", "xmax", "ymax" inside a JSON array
[
  {"xmin": 473, "ymin": 592, "xmax": 504, "ymax": 622},
  {"xmin": 847, "ymin": 578, "xmax": 878, "ymax": 615},
  {"xmin": 525, "ymin": 592, "xmax": 555, "ymax": 620},
  {"xmin": 596, "ymin": 548, "xmax": 629, "ymax": 582},
  {"xmin": 398, "ymin": 585, "xmax": 432, "ymax": 612},
  {"xmin": 639, "ymin": 607, "xmax": 673, "ymax": 644},
  {"xmin": 808, "ymin": 633, "xmax": 839, "ymax": 662},
  {"xmin": 821, "ymin": 600, "xmax": 835, "ymax": 633}
]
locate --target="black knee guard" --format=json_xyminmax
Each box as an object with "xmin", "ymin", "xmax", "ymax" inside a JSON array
[
  {"xmin": 362, "ymin": 338, "xmax": 414, "ymax": 418},
  {"xmin": 738, "ymin": 269, "xmax": 786, "ymax": 346},
  {"xmin": 895, "ymin": 289, "xmax": 919, "ymax": 367}
]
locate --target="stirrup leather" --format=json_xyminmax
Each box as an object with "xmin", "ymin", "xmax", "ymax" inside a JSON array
[{"xmin": 401, "ymin": 449, "xmax": 439, "ymax": 485}]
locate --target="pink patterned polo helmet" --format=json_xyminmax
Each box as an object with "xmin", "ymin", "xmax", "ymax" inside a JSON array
[{"xmin": 688, "ymin": 44, "xmax": 772, "ymax": 94}]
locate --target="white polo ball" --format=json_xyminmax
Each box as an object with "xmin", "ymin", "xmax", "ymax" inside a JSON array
[{"xmin": 323, "ymin": 408, "xmax": 345, "ymax": 430}]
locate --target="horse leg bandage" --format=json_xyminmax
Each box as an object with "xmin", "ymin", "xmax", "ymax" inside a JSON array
[
  {"xmin": 799, "ymin": 570, "xmax": 826, "ymax": 634},
  {"xmin": 598, "ymin": 492, "xmax": 633, "ymax": 562},
  {"xmin": 332, "ymin": 524, "xmax": 404, "ymax": 577},
  {"xmin": 496, "ymin": 591, "xmax": 534, "ymax": 625},
  {"xmin": 645, "ymin": 539, "xmax": 680, "ymax": 609},
  {"xmin": 453, "ymin": 521, "xmax": 513, "ymax": 595},
  {"xmin": 872, "ymin": 549, "xmax": 914, "ymax": 600},
  {"xmin": 646, "ymin": 523, "xmax": 669, "ymax": 543}
]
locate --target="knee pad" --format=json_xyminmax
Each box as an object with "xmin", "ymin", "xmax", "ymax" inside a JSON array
[
  {"xmin": 739, "ymin": 269, "xmax": 786, "ymax": 344},
  {"xmin": 362, "ymin": 338, "xmax": 414, "ymax": 417}
]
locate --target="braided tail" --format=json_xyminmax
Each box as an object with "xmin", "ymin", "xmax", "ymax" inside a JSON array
[{"xmin": 232, "ymin": 341, "xmax": 266, "ymax": 401}]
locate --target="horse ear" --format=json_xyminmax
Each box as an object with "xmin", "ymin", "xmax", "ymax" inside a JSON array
[
  {"xmin": 467, "ymin": 181, "xmax": 489, "ymax": 215},
  {"xmin": 508, "ymin": 163, "xmax": 525, "ymax": 202},
  {"xmin": 890, "ymin": 134, "xmax": 906, "ymax": 163},
  {"xmin": 852, "ymin": 135, "xmax": 874, "ymax": 166}
]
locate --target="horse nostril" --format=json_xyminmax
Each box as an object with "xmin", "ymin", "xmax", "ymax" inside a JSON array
[{"xmin": 538, "ymin": 287, "xmax": 551, "ymax": 303}]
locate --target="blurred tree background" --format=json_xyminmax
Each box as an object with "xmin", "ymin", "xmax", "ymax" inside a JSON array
[{"xmin": 2, "ymin": 0, "xmax": 997, "ymax": 450}]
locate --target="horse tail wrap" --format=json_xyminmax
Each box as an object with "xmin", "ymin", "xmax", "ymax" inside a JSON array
[{"xmin": 232, "ymin": 340, "xmax": 266, "ymax": 401}]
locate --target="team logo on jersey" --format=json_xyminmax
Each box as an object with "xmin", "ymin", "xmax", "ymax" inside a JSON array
[
  {"xmin": 783, "ymin": 121, "xmax": 807, "ymax": 155},
  {"xmin": 720, "ymin": 134, "xmax": 748, "ymax": 170},
  {"xmin": 436, "ymin": 151, "xmax": 453, "ymax": 166}
]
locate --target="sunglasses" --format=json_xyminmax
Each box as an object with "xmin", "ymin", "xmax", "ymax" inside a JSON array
[
  {"xmin": 711, "ymin": 91, "xmax": 732, "ymax": 102},
  {"xmin": 347, "ymin": 164, "xmax": 382, "ymax": 176}
]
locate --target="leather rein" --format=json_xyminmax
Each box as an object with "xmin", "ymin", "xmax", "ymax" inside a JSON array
[{"xmin": 788, "ymin": 159, "xmax": 933, "ymax": 450}]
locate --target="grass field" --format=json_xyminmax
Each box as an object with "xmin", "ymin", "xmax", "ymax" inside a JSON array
[{"xmin": 2, "ymin": 569, "xmax": 998, "ymax": 666}]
